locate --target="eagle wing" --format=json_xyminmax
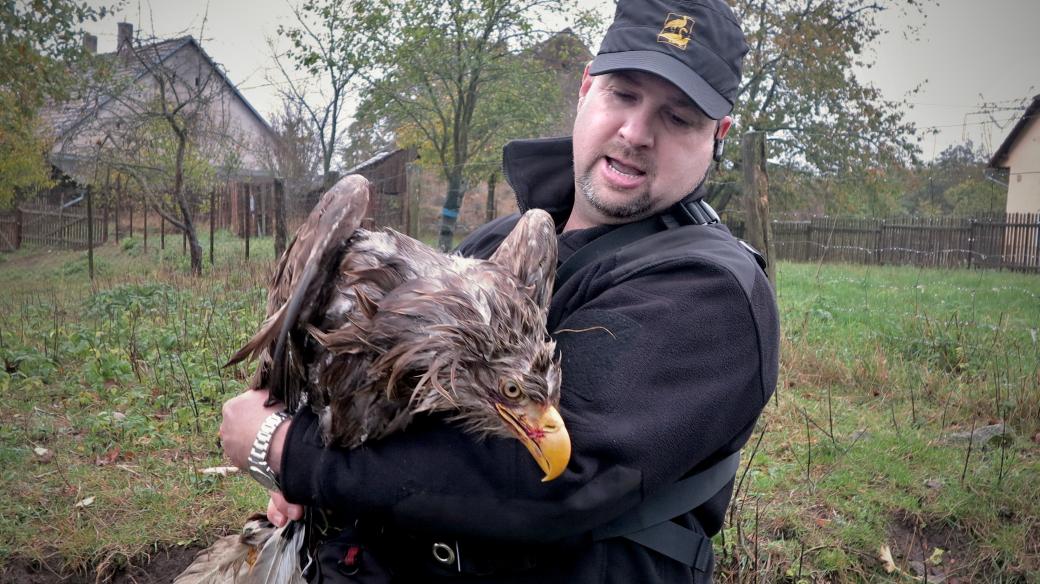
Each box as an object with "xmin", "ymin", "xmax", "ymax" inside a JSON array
[{"xmin": 226, "ymin": 175, "xmax": 371, "ymax": 411}]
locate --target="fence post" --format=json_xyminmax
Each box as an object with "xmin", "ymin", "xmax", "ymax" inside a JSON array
[
  {"xmin": 112, "ymin": 187, "xmax": 119, "ymax": 242},
  {"xmin": 143, "ymin": 201, "xmax": 149, "ymax": 252},
  {"xmin": 1034, "ymin": 213, "xmax": 1040, "ymax": 273},
  {"xmin": 876, "ymin": 219, "xmax": 885, "ymax": 265},
  {"xmin": 128, "ymin": 186, "xmax": 133, "ymax": 238},
  {"xmin": 406, "ymin": 163, "xmax": 421, "ymax": 238},
  {"xmin": 804, "ymin": 220, "xmax": 812, "ymax": 262},
  {"xmin": 244, "ymin": 183, "xmax": 251, "ymax": 261},
  {"xmin": 210, "ymin": 188, "xmax": 215, "ymax": 266},
  {"xmin": 87, "ymin": 187, "xmax": 94, "ymax": 280},
  {"xmin": 274, "ymin": 179, "xmax": 287, "ymax": 259},
  {"xmin": 741, "ymin": 131, "xmax": 775, "ymax": 281},
  {"xmin": 485, "ymin": 171, "xmax": 498, "ymax": 224},
  {"xmin": 967, "ymin": 219, "xmax": 975, "ymax": 270}
]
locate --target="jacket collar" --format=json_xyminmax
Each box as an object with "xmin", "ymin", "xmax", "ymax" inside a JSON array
[
  {"xmin": 502, "ymin": 135, "xmax": 710, "ymax": 227},
  {"xmin": 502, "ymin": 136, "xmax": 576, "ymax": 226}
]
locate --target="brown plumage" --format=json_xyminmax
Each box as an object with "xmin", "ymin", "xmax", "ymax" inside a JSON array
[
  {"xmin": 179, "ymin": 175, "xmax": 569, "ymax": 584},
  {"xmin": 227, "ymin": 173, "xmax": 569, "ymax": 476}
]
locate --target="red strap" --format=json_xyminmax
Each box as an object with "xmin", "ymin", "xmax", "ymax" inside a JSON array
[{"xmin": 342, "ymin": 545, "xmax": 362, "ymax": 567}]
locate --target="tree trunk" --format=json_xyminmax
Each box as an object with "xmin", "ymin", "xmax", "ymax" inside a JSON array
[
  {"xmin": 437, "ymin": 171, "xmax": 466, "ymax": 251},
  {"xmin": 741, "ymin": 131, "xmax": 775, "ymax": 282},
  {"xmin": 176, "ymin": 195, "xmax": 203, "ymax": 275},
  {"xmin": 173, "ymin": 130, "xmax": 203, "ymax": 276},
  {"xmin": 273, "ymin": 179, "xmax": 288, "ymax": 258}
]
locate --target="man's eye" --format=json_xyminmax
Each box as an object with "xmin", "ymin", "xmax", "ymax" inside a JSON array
[
  {"xmin": 611, "ymin": 90, "xmax": 636, "ymax": 102},
  {"xmin": 669, "ymin": 113, "xmax": 691, "ymax": 127}
]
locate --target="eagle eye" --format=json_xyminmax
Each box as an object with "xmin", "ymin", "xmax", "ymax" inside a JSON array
[{"xmin": 500, "ymin": 379, "xmax": 523, "ymax": 400}]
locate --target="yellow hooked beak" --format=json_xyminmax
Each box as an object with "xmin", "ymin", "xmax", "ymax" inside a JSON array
[{"xmin": 495, "ymin": 402, "xmax": 571, "ymax": 481}]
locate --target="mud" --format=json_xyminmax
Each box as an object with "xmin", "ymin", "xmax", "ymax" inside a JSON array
[{"xmin": 1, "ymin": 547, "xmax": 201, "ymax": 584}]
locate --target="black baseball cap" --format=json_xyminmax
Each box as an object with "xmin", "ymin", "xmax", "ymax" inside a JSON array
[{"xmin": 589, "ymin": 0, "xmax": 748, "ymax": 119}]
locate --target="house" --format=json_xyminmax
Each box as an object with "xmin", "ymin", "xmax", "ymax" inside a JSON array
[
  {"xmin": 34, "ymin": 22, "xmax": 277, "ymax": 245},
  {"xmin": 989, "ymin": 94, "xmax": 1040, "ymax": 214},
  {"xmin": 988, "ymin": 95, "xmax": 1040, "ymax": 269},
  {"xmin": 343, "ymin": 148, "xmax": 420, "ymax": 234}
]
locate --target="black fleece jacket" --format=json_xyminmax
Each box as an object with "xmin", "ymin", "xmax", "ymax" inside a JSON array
[{"xmin": 280, "ymin": 136, "xmax": 780, "ymax": 583}]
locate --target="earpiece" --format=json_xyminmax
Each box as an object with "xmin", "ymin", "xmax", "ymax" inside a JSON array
[
  {"xmin": 712, "ymin": 119, "xmax": 725, "ymax": 162},
  {"xmin": 712, "ymin": 138, "xmax": 725, "ymax": 163}
]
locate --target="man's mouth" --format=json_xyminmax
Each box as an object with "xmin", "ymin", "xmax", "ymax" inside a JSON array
[{"xmin": 606, "ymin": 156, "xmax": 646, "ymax": 177}]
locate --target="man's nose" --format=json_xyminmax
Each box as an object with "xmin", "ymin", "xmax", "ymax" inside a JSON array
[{"xmin": 617, "ymin": 108, "xmax": 654, "ymax": 149}]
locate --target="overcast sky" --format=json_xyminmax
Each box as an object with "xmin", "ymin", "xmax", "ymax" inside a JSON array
[{"xmin": 80, "ymin": 0, "xmax": 1040, "ymax": 161}]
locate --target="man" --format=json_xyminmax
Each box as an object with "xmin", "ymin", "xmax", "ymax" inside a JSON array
[{"xmin": 221, "ymin": 0, "xmax": 779, "ymax": 581}]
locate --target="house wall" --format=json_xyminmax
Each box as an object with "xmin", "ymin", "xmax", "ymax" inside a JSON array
[
  {"xmin": 51, "ymin": 41, "xmax": 273, "ymax": 178},
  {"xmin": 156, "ymin": 45, "xmax": 273, "ymax": 173},
  {"xmin": 1005, "ymin": 115, "xmax": 1040, "ymax": 213}
]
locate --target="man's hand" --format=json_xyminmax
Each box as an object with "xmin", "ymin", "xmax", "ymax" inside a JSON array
[
  {"xmin": 220, "ymin": 389, "xmax": 290, "ymax": 473},
  {"xmin": 267, "ymin": 491, "xmax": 304, "ymax": 527}
]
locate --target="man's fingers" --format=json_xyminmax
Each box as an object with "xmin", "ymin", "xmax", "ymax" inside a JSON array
[
  {"xmin": 270, "ymin": 491, "xmax": 304, "ymax": 522},
  {"xmin": 267, "ymin": 497, "xmax": 287, "ymax": 527}
]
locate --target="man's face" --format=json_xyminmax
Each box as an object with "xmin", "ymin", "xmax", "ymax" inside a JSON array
[{"xmin": 568, "ymin": 68, "xmax": 731, "ymax": 230}]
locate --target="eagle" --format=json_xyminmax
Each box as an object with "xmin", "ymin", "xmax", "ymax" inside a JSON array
[{"xmin": 176, "ymin": 175, "xmax": 570, "ymax": 583}]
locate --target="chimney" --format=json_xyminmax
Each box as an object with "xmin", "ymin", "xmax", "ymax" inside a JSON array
[
  {"xmin": 117, "ymin": 22, "xmax": 133, "ymax": 52},
  {"xmin": 83, "ymin": 33, "xmax": 97, "ymax": 54}
]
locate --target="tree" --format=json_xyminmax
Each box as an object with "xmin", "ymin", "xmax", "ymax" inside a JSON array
[
  {"xmin": 83, "ymin": 36, "xmax": 248, "ymax": 276},
  {"xmin": 905, "ymin": 141, "xmax": 1005, "ymax": 215},
  {"xmin": 706, "ymin": 0, "xmax": 925, "ymax": 214},
  {"xmin": 271, "ymin": 0, "xmax": 378, "ymax": 184},
  {"xmin": 354, "ymin": 0, "xmax": 588, "ymax": 250},
  {"xmin": 0, "ymin": 0, "xmax": 111, "ymax": 208},
  {"xmin": 262, "ymin": 96, "xmax": 324, "ymax": 256}
]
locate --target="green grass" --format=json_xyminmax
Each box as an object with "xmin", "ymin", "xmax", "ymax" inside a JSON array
[
  {"xmin": 715, "ymin": 262, "xmax": 1040, "ymax": 583},
  {"xmin": 1, "ymin": 234, "xmax": 1038, "ymax": 582},
  {"xmin": 0, "ymin": 231, "xmax": 272, "ymax": 578}
]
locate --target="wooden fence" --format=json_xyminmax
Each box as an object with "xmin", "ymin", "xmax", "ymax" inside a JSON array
[
  {"xmin": 0, "ymin": 212, "xmax": 19, "ymax": 252},
  {"xmin": 735, "ymin": 213, "xmax": 1040, "ymax": 273},
  {"xmin": 6, "ymin": 191, "xmax": 1039, "ymax": 274},
  {"xmin": 17, "ymin": 203, "xmax": 107, "ymax": 250}
]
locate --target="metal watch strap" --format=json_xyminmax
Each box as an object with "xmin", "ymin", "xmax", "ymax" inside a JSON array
[{"xmin": 247, "ymin": 410, "xmax": 291, "ymax": 491}]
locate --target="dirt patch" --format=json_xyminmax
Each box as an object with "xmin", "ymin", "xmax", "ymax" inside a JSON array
[
  {"xmin": 1, "ymin": 547, "xmax": 201, "ymax": 584},
  {"xmin": 887, "ymin": 510, "xmax": 1029, "ymax": 584}
]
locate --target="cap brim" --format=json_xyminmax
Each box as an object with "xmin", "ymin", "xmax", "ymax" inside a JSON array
[{"xmin": 589, "ymin": 51, "xmax": 732, "ymax": 119}]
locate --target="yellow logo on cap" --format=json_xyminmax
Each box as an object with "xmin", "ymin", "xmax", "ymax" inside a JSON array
[{"xmin": 658, "ymin": 13, "xmax": 695, "ymax": 50}]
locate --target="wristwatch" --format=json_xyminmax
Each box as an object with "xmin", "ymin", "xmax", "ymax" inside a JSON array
[{"xmin": 247, "ymin": 410, "xmax": 291, "ymax": 492}]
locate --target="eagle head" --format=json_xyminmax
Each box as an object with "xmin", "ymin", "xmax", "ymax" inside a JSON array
[{"xmin": 374, "ymin": 209, "xmax": 570, "ymax": 481}]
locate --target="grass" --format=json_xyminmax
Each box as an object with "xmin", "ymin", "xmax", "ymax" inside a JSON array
[
  {"xmin": 0, "ymin": 232, "xmax": 273, "ymax": 579},
  {"xmin": 717, "ymin": 262, "xmax": 1039, "ymax": 583},
  {"xmin": 0, "ymin": 232, "xmax": 1038, "ymax": 582}
]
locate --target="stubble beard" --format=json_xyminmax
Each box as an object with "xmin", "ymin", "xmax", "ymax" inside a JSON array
[
  {"xmin": 576, "ymin": 155, "xmax": 714, "ymax": 223},
  {"xmin": 576, "ymin": 150, "xmax": 656, "ymax": 222},
  {"xmin": 577, "ymin": 171, "xmax": 653, "ymax": 221}
]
